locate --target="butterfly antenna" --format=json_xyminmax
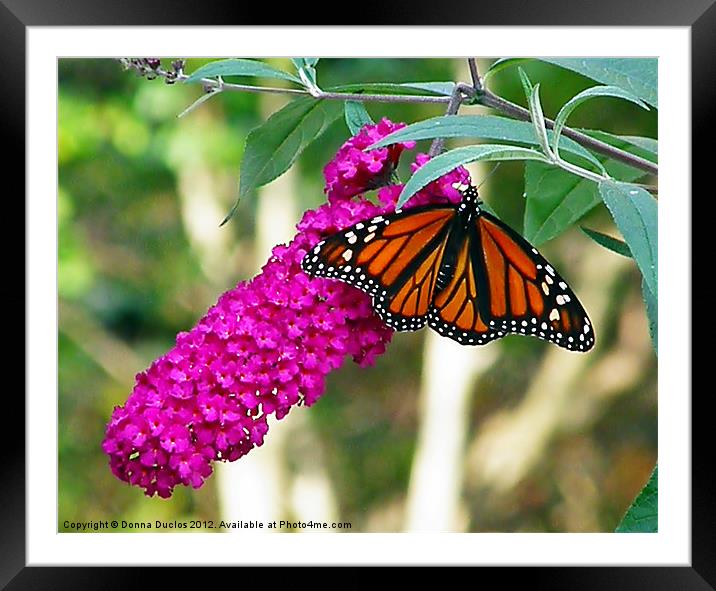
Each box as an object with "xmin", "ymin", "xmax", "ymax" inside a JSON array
[{"xmin": 477, "ymin": 163, "xmax": 502, "ymax": 190}]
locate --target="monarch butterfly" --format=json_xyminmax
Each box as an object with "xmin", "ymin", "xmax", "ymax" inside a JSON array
[{"xmin": 301, "ymin": 184, "xmax": 594, "ymax": 351}]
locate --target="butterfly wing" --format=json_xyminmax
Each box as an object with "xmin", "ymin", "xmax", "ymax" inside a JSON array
[
  {"xmin": 301, "ymin": 206, "xmax": 457, "ymax": 332},
  {"xmin": 473, "ymin": 209, "xmax": 595, "ymax": 351}
]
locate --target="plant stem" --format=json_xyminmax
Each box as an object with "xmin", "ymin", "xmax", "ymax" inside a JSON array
[
  {"xmin": 123, "ymin": 58, "xmax": 658, "ymax": 178},
  {"xmin": 203, "ymin": 76, "xmax": 452, "ymax": 104}
]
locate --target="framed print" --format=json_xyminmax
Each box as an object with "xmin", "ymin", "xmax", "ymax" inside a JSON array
[{"xmin": 10, "ymin": 0, "xmax": 707, "ymax": 587}]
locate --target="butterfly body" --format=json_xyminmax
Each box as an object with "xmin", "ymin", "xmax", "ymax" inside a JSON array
[{"xmin": 302, "ymin": 185, "xmax": 594, "ymax": 352}]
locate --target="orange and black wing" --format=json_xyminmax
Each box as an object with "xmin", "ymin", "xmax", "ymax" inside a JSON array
[
  {"xmin": 301, "ymin": 206, "xmax": 456, "ymax": 331},
  {"xmin": 471, "ymin": 210, "xmax": 595, "ymax": 351}
]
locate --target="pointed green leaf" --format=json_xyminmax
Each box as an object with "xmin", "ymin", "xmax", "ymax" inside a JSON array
[
  {"xmin": 552, "ymin": 86, "xmax": 649, "ymax": 153},
  {"xmin": 579, "ymin": 129, "xmax": 657, "ymax": 163},
  {"xmin": 344, "ymin": 101, "xmax": 374, "ymax": 135},
  {"xmin": 225, "ymin": 97, "xmax": 342, "ymax": 223},
  {"xmin": 599, "ymin": 181, "xmax": 658, "ymax": 297},
  {"xmin": 581, "ymin": 227, "xmax": 632, "ymax": 258},
  {"xmin": 326, "ymin": 82, "xmax": 453, "ymax": 97},
  {"xmin": 540, "ymin": 58, "xmax": 658, "ymax": 108},
  {"xmin": 484, "ymin": 58, "xmax": 534, "ymax": 81},
  {"xmin": 517, "ymin": 67, "xmax": 534, "ymax": 98},
  {"xmin": 401, "ymin": 81, "xmax": 456, "ymax": 96},
  {"xmin": 367, "ymin": 115, "xmax": 603, "ymax": 171},
  {"xmin": 327, "ymin": 82, "xmax": 454, "ymax": 97},
  {"xmin": 527, "ymin": 83, "xmax": 552, "ymax": 157},
  {"xmin": 398, "ymin": 144, "xmax": 550, "ymax": 209},
  {"xmin": 184, "ymin": 59, "xmax": 302, "ymax": 85},
  {"xmin": 616, "ymin": 465, "xmax": 658, "ymax": 532}
]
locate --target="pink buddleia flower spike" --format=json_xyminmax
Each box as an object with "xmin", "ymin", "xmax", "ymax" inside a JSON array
[{"xmin": 102, "ymin": 119, "xmax": 470, "ymax": 498}]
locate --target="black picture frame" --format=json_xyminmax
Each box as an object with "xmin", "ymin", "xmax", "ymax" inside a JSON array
[{"xmin": 9, "ymin": 1, "xmax": 705, "ymax": 587}]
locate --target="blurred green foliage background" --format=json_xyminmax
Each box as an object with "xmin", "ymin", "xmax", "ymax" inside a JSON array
[{"xmin": 59, "ymin": 58, "xmax": 657, "ymax": 533}]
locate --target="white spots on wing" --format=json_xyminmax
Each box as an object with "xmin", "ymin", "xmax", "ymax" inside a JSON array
[
  {"xmin": 367, "ymin": 225, "xmax": 378, "ymax": 233},
  {"xmin": 342, "ymin": 249, "xmax": 353, "ymax": 262},
  {"xmin": 364, "ymin": 232, "xmax": 376, "ymax": 243},
  {"xmin": 556, "ymin": 295, "xmax": 565, "ymax": 305},
  {"xmin": 584, "ymin": 324, "xmax": 590, "ymax": 334},
  {"xmin": 545, "ymin": 265, "xmax": 555, "ymax": 276},
  {"xmin": 541, "ymin": 282, "xmax": 550, "ymax": 295},
  {"xmin": 355, "ymin": 223, "xmax": 364, "ymax": 229},
  {"xmin": 549, "ymin": 308, "xmax": 559, "ymax": 321},
  {"xmin": 545, "ymin": 275, "xmax": 554, "ymax": 285},
  {"xmin": 559, "ymin": 281, "xmax": 567, "ymax": 290},
  {"xmin": 371, "ymin": 216, "xmax": 384, "ymax": 223}
]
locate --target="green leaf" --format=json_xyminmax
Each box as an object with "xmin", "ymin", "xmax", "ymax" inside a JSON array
[
  {"xmin": 401, "ymin": 81, "xmax": 455, "ymax": 96},
  {"xmin": 524, "ymin": 138, "xmax": 649, "ymax": 245},
  {"xmin": 599, "ymin": 181, "xmax": 658, "ymax": 297},
  {"xmin": 328, "ymin": 82, "xmax": 454, "ymax": 97},
  {"xmin": 540, "ymin": 58, "xmax": 658, "ymax": 109},
  {"xmin": 527, "ymin": 82, "xmax": 552, "ymax": 157},
  {"xmin": 367, "ymin": 115, "xmax": 603, "ymax": 171},
  {"xmin": 484, "ymin": 58, "xmax": 534, "ymax": 81},
  {"xmin": 225, "ymin": 97, "xmax": 342, "ymax": 224},
  {"xmin": 581, "ymin": 227, "xmax": 632, "ymax": 258},
  {"xmin": 579, "ymin": 129, "xmax": 657, "ymax": 163},
  {"xmin": 641, "ymin": 277, "xmax": 658, "ymax": 354},
  {"xmin": 617, "ymin": 135, "xmax": 658, "ymax": 157},
  {"xmin": 344, "ymin": 101, "xmax": 374, "ymax": 135},
  {"xmin": 517, "ymin": 66, "xmax": 534, "ymax": 98},
  {"xmin": 398, "ymin": 144, "xmax": 550, "ymax": 209},
  {"xmin": 615, "ymin": 465, "xmax": 658, "ymax": 532},
  {"xmin": 552, "ymin": 86, "xmax": 649, "ymax": 153},
  {"xmin": 184, "ymin": 59, "xmax": 302, "ymax": 85}
]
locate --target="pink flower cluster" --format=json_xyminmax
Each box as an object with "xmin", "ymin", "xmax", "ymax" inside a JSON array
[
  {"xmin": 103, "ymin": 118, "xmax": 470, "ymax": 498},
  {"xmin": 323, "ymin": 118, "xmax": 415, "ymax": 202}
]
